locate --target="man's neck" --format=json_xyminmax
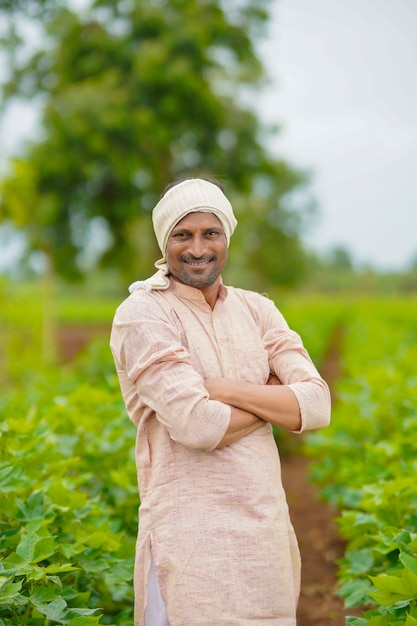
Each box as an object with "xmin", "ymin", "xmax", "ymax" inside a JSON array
[
  {"xmin": 200, "ymin": 281, "xmax": 221, "ymax": 309},
  {"xmin": 170, "ymin": 275, "xmax": 222, "ymax": 309}
]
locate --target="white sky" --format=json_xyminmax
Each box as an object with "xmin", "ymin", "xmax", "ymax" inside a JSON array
[
  {"xmin": 1, "ymin": 0, "xmax": 416, "ymax": 270},
  {"xmin": 258, "ymin": 0, "xmax": 417, "ymax": 270}
]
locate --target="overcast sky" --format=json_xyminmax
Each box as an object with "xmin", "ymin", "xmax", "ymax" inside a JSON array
[
  {"xmin": 1, "ymin": 0, "xmax": 416, "ymax": 271},
  {"xmin": 258, "ymin": 0, "xmax": 417, "ymax": 270}
]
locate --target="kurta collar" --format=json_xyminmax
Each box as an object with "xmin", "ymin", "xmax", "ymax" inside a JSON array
[{"xmin": 168, "ymin": 277, "xmax": 228, "ymax": 302}]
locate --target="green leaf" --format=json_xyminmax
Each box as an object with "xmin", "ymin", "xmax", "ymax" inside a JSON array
[
  {"xmin": 85, "ymin": 530, "xmax": 120, "ymax": 551},
  {"xmin": 30, "ymin": 585, "xmax": 60, "ymax": 606},
  {"xmin": 354, "ymin": 513, "xmax": 379, "ymax": 527},
  {"xmin": 44, "ymin": 562, "xmax": 80, "ymax": 574},
  {"xmin": 0, "ymin": 579, "xmax": 23, "ymax": 603},
  {"xmin": 66, "ymin": 608, "xmax": 102, "ymax": 619},
  {"xmin": 30, "ymin": 586, "xmax": 69, "ymax": 621},
  {"xmin": 0, "ymin": 465, "xmax": 26, "ymax": 493},
  {"xmin": 345, "ymin": 549, "xmax": 374, "ymax": 574},
  {"xmin": 43, "ymin": 598, "xmax": 68, "ymax": 622},
  {"xmin": 370, "ymin": 566, "xmax": 417, "ymax": 600},
  {"xmin": 337, "ymin": 578, "xmax": 373, "ymax": 607},
  {"xmin": 399, "ymin": 566, "xmax": 417, "ymax": 596},
  {"xmin": 400, "ymin": 553, "xmax": 417, "ymax": 576},
  {"xmin": 369, "ymin": 564, "xmax": 417, "ymax": 602},
  {"xmin": 16, "ymin": 529, "xmax": 56, "ymax": 564},
  {"xmin": 16, "ymin": 491, "xmax": 53, "ymax": 521},
  {"xmin": 1, "ymin": 551, "xmax": 32, "ymax": 576},
  {"xmin": 405, "ymin": 614, "xmax": 417, "ymax": 625},
  {"xmin": 362, "ymin": 618, "xmax": 383, "ymax": 626}
]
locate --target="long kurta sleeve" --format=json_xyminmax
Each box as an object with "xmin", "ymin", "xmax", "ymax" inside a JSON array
[
  {"xmin": 239, "ymin": 290, "xmax": 331, "ymax": 433},
  {"xmin": 264, "ymin": 325, "xmax": 331, "ymax": 432},
  {"xmin": 110, "ymin": 290, "xmax": 231, "ymax": 451}
]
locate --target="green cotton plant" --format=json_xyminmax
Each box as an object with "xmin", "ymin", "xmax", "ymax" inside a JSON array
[
  {"xmin": 367, "ymin": 553, "xmax": 417, "ymax": 608},
  {"xmin": 346, "ymin": 609, "xmax": 417, "ymax": 625},
  {"xmin": 0, "ymin": 500, "xmax": 131, "ymax": 625},
  {"xmin": 0, "ymin": 337, "xmax": 138, "ymax": 626},
  {"xmin": 0, "ymin": 522, "xmax": 101, "ymax": 626},
  {"xmin": 336, "ymin": 524, "xmax": 417, "ymax": 609},
  {"xmin": 303, "ymin": 298, "xmax": 417, "ymax": 624}
]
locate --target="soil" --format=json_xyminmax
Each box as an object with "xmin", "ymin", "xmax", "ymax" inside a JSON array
[
  {"xmin": 57, "ymin": 324, "xmax": 111, "ymax": 363},
  {"xmin": 283, "ymin": 324, "xmax": 363, "ymax": 625},
  {"xmin": 56, "ymin": 323, "xmax": 363, "ymax": 625},
  {"xmin": 281, "ymin": 453, "xmax": 363, "ymax": 625}
]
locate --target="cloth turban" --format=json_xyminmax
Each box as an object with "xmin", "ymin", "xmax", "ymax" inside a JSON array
[{"xmin": 129, "ymin": 178, "xmax": 238, "ymax": 292}]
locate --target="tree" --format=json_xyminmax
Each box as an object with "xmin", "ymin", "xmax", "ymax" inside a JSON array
[{"xmin": 0, "ymin": 0, "xmax": 313, "ymax": 288}]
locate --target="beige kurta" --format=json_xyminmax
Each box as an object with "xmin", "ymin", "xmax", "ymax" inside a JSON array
[{"xmin": 110, "ymin": 279, "xmax": 331, "ymax": 626}]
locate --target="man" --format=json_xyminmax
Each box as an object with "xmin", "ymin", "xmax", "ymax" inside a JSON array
[{"xmin": 110, "ymin": 177, "xmax": 331, "ymax": 626}]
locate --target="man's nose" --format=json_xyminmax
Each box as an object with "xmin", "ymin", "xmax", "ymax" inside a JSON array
[{"xmin": 188, "ymin": 236, "xmax": 206, "ymax": 257}]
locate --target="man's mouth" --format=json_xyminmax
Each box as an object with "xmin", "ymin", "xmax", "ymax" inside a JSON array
[{"xmin": 183, "ymin": 257, "xmax": 213, "ymax": 266}]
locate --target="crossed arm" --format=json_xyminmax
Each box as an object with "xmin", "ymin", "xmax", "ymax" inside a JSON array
[{"xmin": 209, "ymin": 375, "xmax": 302, "ymax": 448}]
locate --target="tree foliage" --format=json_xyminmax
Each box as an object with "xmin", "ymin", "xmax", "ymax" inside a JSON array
[{"xmin": 0, "ymin": 0, "xmax": 313, "ymax": 288}]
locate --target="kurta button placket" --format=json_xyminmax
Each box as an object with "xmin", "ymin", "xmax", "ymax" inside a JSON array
[{"xmin": 211, "ymin": 308, "xmax": 233, "ymax": 377}]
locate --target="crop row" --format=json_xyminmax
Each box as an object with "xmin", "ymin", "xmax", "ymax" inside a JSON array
[
  {"xmin": 0, "ymin": 278, "xmax": 138, "ymax": 625},
  {"xmin": 305, "ymin": 299, "xmax": 417, "ymax": 625},
  {"xmin": 3, "ymin": 282, "xmax": 417, "ymax": 625},
  {"xmin": 0, "ymin": 283, "xmax": 344, "ymax": 624},
  {"xmin": 0, "ymin": 341, "xmax": 141, "ymax": 625}
]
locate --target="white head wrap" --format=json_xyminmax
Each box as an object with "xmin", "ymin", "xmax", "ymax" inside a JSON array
[{"xmin": 129, "ymin": 178, "xmax": 237, "ymax": 292}]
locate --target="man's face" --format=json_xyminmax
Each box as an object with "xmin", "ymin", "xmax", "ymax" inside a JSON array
[{"xmin": 166, "ymin": 212, "xmax": 228, "ymax": 290}]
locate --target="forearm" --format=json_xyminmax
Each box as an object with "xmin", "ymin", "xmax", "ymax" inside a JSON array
[
  {"xmin": 215, "ymin": 406, "xmax": 265, "ymax": 448},
  {"xmin": 208, "ymin": 379, "xmax": 302, "ymax": 432}
]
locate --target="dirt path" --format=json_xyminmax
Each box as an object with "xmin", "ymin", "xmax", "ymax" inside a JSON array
[
  {"xmin": 281, "ymin": 325, "xmax": 363, "ymax": 625},
  {"xmin": 281, "ymin": 453, "xmax": 359, "ymax": 625}
]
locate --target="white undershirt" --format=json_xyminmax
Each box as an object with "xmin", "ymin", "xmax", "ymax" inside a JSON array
[{"xmin": 145, "ymin": 552, "xmax": 170, "ymax": 626}]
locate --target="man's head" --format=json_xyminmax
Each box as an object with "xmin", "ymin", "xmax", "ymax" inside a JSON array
[{"xmin": 129, "ymin": 177, "xmax": 237, "ymax": 293}]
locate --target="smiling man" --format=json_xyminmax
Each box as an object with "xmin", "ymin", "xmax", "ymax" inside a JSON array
[{"xmin": 110, "ymin": 177, "xmax": 331, "ymax": 626}]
